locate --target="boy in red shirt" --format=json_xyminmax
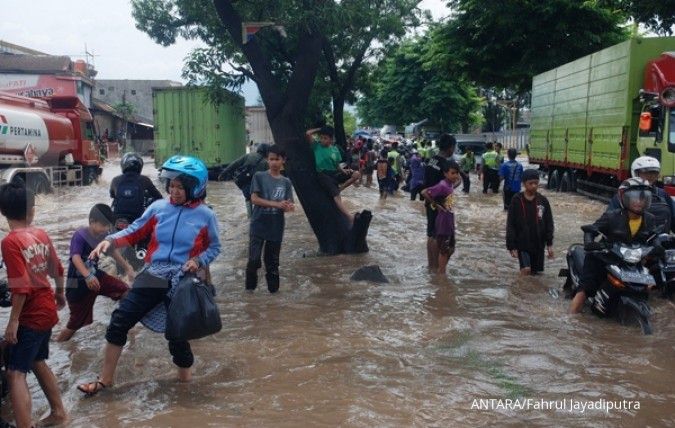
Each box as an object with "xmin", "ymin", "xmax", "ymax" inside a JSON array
[{"xmin": 0, "ymin": 182, "xmax": 68, "ymax": 428}]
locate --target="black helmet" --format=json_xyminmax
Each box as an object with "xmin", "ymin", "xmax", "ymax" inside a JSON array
[
  {"xmin": 256, "ymin": 143, "xmax": 270, "ymax": 157},
  {"xmin": 121, "ymin": 152, "xmax": 143, "ymax": 174}
]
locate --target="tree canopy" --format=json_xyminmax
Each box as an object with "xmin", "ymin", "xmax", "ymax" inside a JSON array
[
  {"xmin": 446, "ymin": 0, "xmax": 628, "ymax": 93},
  {"xmin": 357, "ymin": 27, "xmax": 482, "ymax": 133}
]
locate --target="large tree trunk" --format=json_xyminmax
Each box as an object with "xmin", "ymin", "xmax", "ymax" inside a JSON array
[
  {"xmin": 333, "ymin": 94, "xmax": 347, "ymax": 149},
  {"xmin": 213, "ymin": 0, "xmax": 371, "ymax": 254}
]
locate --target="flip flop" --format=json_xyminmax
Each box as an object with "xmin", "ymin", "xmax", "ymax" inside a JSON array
[{"xmin": 77, "ymin": 378, "xmax": 110, "ymax": 397}]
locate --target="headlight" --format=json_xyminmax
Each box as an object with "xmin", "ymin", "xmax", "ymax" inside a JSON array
[
  {"xmin": 666, "ymin": 250, "xmax": 675, "ymax": 264},
  {"xmin": 619, "ymin": 246, "xmax": 644, "ymax": 263}
]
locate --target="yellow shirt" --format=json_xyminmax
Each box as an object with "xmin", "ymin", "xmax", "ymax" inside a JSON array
[{"xmin": 628, "ymin": 217, "xmax": 642, "ymax": 237}]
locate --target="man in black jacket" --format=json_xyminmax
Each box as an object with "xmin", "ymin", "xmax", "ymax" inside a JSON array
[
  {"xmin": 506, "ymin": 169, "xmax": 555, "ymax": 275},
  {"xmin": 570, "ymin": 178, "xmax": 658, "ymax": 314},
  {"xmin": 219, "ymin": 144, "xmax": 269, "ymax": 217}
]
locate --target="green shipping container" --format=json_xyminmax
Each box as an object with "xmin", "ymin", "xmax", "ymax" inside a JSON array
[
  {"xmin": 530, "ymin": 37, "xmax": 675, "ymax": 178},
  {"xmin": 153, "ymin": 87, "xmax": 246, "ymax": 170}
]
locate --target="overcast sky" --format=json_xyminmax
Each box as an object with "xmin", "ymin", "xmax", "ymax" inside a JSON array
[{"xmin": 1, "ymin": 0, "xmax": 449, "ymax": 104}]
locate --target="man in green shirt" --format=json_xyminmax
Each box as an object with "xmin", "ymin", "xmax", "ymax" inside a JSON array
[
  {"xmin": 306, "ymin": 126, "xmax": 361, "ymax": 224},
  {"xmin": 481, "ymin": 142, "xmax": 500, "ymax": 194}
]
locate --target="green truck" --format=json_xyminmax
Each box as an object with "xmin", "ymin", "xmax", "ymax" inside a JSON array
[
  {"xmin": 529, "ymin": 37, "xmax": 675, "ymax": 199},
  {"xmin": 153, "ymin": 87, "xmax": 247, "ymax": 175}
]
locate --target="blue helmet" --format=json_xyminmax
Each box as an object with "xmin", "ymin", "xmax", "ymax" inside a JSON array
[{"xmin": 159, "ymin": 155, "xmax": 208, "ymax": 199}]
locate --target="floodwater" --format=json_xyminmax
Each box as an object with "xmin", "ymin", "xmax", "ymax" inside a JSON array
[{"xmin": 1, "ymin": 159, "xmax": 674, "ymax": 427}]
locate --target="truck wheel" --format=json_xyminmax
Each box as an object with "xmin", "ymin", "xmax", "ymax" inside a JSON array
[
  {"xmin": 547, "ymin": 170, "xmax": 560, "ymax": 190},
  {"xmin": 26, "ymin": 174, "xmax": 51, "ymax": 194},
  {"xmin": 560, "ymin": 172, "xmax": 572, "ymax": 192},
  {"xmin": 82, "ymin": 167, "xmax": 98, "ymax": 185}
]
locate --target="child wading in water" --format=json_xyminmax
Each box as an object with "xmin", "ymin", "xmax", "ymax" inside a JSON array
[
  {"xmin": 56, "ymin": 204, "xmax": 133, "ymax": 342},
  {"xmin": 0, "ymin": 182, "xmax": 69, "ymax": 428},
  {"xmin": 246, "ymin": 146, "xmax": 295, "ymax": 293},
  {"xmin": 422, "ymin": 160, "xmax": 462, "ymax": 274},
  {"xmin": 506, "ymin": 169, "xmax": 555, "ymax": 275}
]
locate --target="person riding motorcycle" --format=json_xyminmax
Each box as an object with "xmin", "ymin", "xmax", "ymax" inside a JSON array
[
  {"xmin": 570, "ymin": 178, "xmax": 660, "ymax": 314},
  {"xmin": 110, "ymin": 153, "xmax": 163, "ymax": 269},
  {"xmin": 218, "ymin": 144, "xmax": 270, "ymax": 217},
  {"xmin": 110, "ymin": 153, "xmax": 163, "ymax": 224},
  {"xmin": 607, "ymin": 156, "xmax": 675, "ymax": 233}
]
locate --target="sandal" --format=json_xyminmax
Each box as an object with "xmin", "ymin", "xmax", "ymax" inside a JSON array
[{"xmin": 77, "ymin": 378, "xmax": 110, "ymax": 396}]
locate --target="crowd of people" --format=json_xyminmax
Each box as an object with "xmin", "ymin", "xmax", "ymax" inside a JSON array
[{"xmin": 1, "ymin": 122, "xmax": 673, "ymax": 426}]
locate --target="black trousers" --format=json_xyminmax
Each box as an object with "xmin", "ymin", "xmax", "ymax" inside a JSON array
[
  {"xmin": 106, "ymin": 275, "xmax": 193, "ymax": 368},
  {"xmin": 246, "ymin": 236, "xmax": 282, "ymax": 292},
  {"xmin": 580, "ymin": 253, "xmax": 606, "ymax": 297},
  {"xmin": 461, "ymin": 171, "xmax": 470, "ymax": 193},
  {"xmin": 503, "ymin": 189, "xmax": 517, "ymax": 210},
  {"xmin": 483, "ymin": 168, "xmax": 499, "ymax": 193}
]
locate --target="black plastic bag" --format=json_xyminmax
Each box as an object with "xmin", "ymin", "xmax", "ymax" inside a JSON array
[{"xmin": 165, "ymin": 274, "xmax": 222, "ymax": 341}]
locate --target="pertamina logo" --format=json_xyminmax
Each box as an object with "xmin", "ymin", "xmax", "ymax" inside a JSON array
[{"xmin": 0, "ymin": 115, "xmax": 7, "ymax": 135}]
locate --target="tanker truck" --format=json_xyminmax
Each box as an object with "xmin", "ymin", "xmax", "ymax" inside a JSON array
[
  {"xmin": 0, "ymin": 91, "xmax": 102, "ymax": 193},
  {"xmin": 528, "ymin": 37, "xmax": 675, "ymax": 200}
]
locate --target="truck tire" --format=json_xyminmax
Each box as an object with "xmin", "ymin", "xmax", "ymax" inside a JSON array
[
  {"xmin": 560, "ymin": 171, "xmax": 572, "ymax": 192},
  {"xmin": 82, "ymin": 167, "xmax": 98, "ymax": 185},
  {"xmin": 26, "ymin": 174, "xmax": 51, "ymax": 194},
  {"xmin": 547, "ymin": 169, "xmax": 560, "ymax": 190}
]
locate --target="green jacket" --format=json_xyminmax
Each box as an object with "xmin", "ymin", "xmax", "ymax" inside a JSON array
[
  {"xmin": 482, "ymin": 150, "xmax": 499, "ymax": 169},
  {"xmin": 460, "ymin": 153, "xmax": 475, "ymax": 172}
]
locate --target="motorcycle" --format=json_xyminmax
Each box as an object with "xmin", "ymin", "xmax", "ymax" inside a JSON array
[
  {"xmin": 114, "ymin": 217, "xmax": 147, "ymax": 270},
  {"xmin": 559, "ymin": 226, "xmax": 661, "ymax": 335}
]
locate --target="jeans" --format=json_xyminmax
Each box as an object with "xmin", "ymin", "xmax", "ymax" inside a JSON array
[
  {"xmin": 246, "ymin": 236, "xmax": 282, "ymax": 292},
  {"xmin": 105, "ymin": 276, "xmax": 194, "ymax": 368}
]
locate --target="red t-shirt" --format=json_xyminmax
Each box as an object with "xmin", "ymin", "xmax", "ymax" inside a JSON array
[{"xmin": 1, "ymin": 227, "xmax": 64, "ymax": 331}]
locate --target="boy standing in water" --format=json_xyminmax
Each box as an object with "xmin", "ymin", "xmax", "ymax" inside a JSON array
[
  {"xmin": 421, "ymin": 160, "xmax": 462, "ymax": 274},
  {"xmin": 376, "ymin": 148, "xmax": 392, "ymax": 199},
  {"xmin": 56, "ymin": 204, "xmax": 133, "ymax": 341},
  {"xmin": 506, "ymin": 169, "xmax": 555, "ymax": 275},
  {"xmin": 247, "ymin": 146, "xmax": 295, "ymax": 293},
  {"xmin": 0, "ymin": 182, "xmax": 68, "ymax": 428}
]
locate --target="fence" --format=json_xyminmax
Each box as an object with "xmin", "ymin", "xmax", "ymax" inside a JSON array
[{"xmin": 489, "ymin": 128, "xmax": 530, "ymax": 151}]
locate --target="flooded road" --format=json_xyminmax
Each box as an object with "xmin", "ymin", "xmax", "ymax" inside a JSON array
[{"xmin": 2, "ymin": 159, "xmax": 674, "ymax": 427}]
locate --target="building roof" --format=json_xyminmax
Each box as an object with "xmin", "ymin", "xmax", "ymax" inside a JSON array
[
  {"xmin": 0, "ymin": 53, "xmax": 72, "ymax": 74},
  {"xmin": 0, "ymin": 40, "xmax": 48, "ymax": 56}
]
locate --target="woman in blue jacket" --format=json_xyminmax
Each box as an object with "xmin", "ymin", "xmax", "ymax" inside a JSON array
[{"xmin": 78, "ymin": 155, "xmax": 221, "ymax": 395}]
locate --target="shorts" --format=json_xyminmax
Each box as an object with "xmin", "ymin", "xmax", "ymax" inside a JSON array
[
  {"xmin": 66, "ymin": 272, "xmax": 129, "ymax": 331},
  {"xmin": 426, "ymin": 204, "xmax": 438, "ymax": 238},
  {"xmin": 365, "ymin": 165, "xmax": 374, "ymax": 175},
  {"xmin": 6, "ymin": 325, "xmax": 51, "ymax": 373},
  {"xmin": 517, "ymin": 250, "xmax": 544, "ymax": 273},
  {"xmin": 317, "ymin": 171, "xmax": 350, "ymax": 197},
  {"xmin": 436, "ymin": 233, "xmax": 456, "ymax": 256}
]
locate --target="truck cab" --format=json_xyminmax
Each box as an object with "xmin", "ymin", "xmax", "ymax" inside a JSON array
[{"xmin": 636, "ymin": 52, "xmax": 675, "ymax": 195}]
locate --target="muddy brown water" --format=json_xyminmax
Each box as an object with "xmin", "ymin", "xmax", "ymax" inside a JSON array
[{"xmin": 1, "ymin": 159, "xmax": 674, "ymax": 427}]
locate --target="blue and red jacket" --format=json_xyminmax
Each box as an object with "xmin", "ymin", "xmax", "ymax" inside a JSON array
[{"xmin": 108, "ymin": 199, "xmax": 221, "ymax": 267}]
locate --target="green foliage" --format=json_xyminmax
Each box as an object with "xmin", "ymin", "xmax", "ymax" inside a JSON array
[
  {"xmin": 343, "ymin": 110, "xmax": 358, "ymax": 136},
  {"xmin": 600, "ymin": 0, "xmax": 675, "ymax": 35},
  {"xmin": 113, "ymin": 102, "xmax": 135, "ymax": 119},
  {"xmin": 357, "ymin": 27, "xmax": 482, "ymax": 133},
  {"xmin": 447, "ymin": 0, "xmax": 628, "ymax": 93}
]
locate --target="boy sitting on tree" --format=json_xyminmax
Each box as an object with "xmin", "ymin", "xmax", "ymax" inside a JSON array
[{"xmin": 306, "ymin": 126, "xmax": 361, "ymax": 223}]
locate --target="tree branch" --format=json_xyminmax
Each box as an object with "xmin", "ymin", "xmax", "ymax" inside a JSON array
[{"xmin": 212, "ymin": 0, "xmax": 283, "ymax": 116}]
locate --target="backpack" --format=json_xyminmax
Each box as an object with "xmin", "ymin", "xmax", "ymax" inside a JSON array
[
  {"xmin": 112, "ymin": 174, "xmax": 145, "ymax": 221},
  {"xmin": 233, "ymin": 163, "xmax": 257, "ymax": 190}
]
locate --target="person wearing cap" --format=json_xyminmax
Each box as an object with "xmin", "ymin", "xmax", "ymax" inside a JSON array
[
  {"xmin": 606, "ymin": 155, "xmax": 675, "ymax": 234},
  {"xmin": 219, "ymin": 144, "xmax": 270, "ymax": 217},
  {"xmin": 506, "ymin": 169, "xmax": 555, "ymax": 276},
  {"xmin": 306, "ymin": 126, "xmax": 361, "ymax": 223}
]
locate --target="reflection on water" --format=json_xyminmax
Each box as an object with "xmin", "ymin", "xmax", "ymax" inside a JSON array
[{"xmin": 1, "ymin": 161, "xmax": 674, "ymax": 427}]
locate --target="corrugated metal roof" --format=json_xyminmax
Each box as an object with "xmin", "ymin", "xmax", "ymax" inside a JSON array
[{"xmin": 0, "ymin": 53, "xmax": 72, "ymax": 73}]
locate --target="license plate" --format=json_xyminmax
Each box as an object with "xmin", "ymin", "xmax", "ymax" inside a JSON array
[{"xmin": 619, "ymin": 270, "xmax": 655, "ymax": 285}]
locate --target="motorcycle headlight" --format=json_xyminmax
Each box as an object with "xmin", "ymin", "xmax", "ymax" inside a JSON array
[
  {"xmin": 666, "ymin": 250, "xmax": 675, "ymax": 264},
  {"xmin": 619, "ymin": 246, "xmax": 643, "ymax": 264}
]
